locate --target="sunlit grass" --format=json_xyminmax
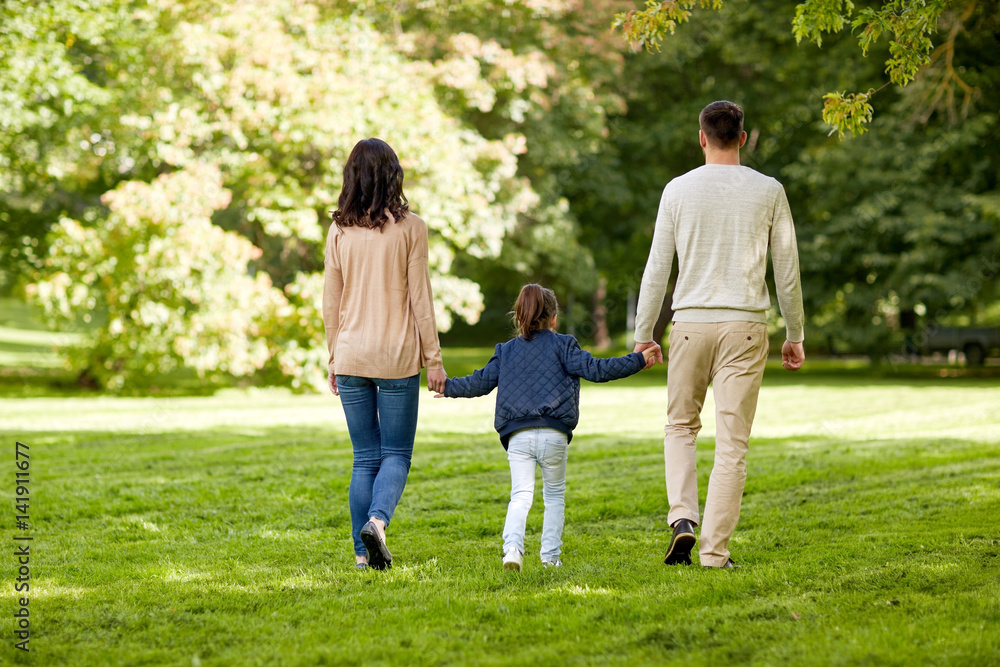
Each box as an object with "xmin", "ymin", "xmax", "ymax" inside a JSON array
[{"xmin": 0, "ymin": 374, "xmax": 998, "ymax": 665}]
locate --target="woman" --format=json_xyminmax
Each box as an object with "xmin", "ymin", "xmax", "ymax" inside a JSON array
[{"xmin": 323, "ymin": 138, "xmax": 447, "ymax": 570}]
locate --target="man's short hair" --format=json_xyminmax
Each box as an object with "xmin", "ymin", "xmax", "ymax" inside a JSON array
[{"xmin": 699, "ymin": 101, "xmax": 744, "ymax": 149}]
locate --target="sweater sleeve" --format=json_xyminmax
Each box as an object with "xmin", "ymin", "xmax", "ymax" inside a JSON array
[
  {"xmin": 634, "ymin": 185, "xmax": 675, "ymax": 343},
  {"xmin": 561, "ymin": 337, "xmax": 645, "ymax": 383},
  {"xmin": 322, "ymin": 227, "xmax": 344, "ymax": 373},
  {"xmin": 407, "ymin": 216, "xmax": 444, "ymax": 371},
  {"xmin": 444, "ymin": 345, "xmax": 501, "ymax": 398},
  {"xmin": 769, "ymin": 186, "xmax": 805, "ymax": 343}
]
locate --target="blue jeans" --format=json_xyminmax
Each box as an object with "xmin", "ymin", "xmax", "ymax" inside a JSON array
[
  {"xmin": 337, "ymin": 374, "xmax": 420, "ymax": 557},
  {"xmin": 503, "ymin": 427, "xmax": 569, "ymax": 561}
]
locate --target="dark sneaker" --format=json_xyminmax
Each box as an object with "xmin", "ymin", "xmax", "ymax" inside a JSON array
[
  {"xmin": 360, "ymin": 521, "xmax": 392, "ymax": 570},
  {"xmin": 664, "ymin": 519, "xmax": 696, "ymax": 565}
]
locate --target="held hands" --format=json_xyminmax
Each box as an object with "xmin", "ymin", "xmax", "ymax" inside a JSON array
[
  {"xmin": 328, "ymin": 369, "xmax": 450, "ymax": 396},
  {"xmin": 634, "ymin": 341, "xmax": 663, "ymax": 370},
  {"xmin": 427, "ymin": 367, "xmax": 447, "ymax": 396},
  {"xmin": 781, "ymin": 340, "xmax": 805, "ymax": 371}
]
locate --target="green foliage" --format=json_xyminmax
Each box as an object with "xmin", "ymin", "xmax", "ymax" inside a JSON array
[
  {"xmin": 612, "ymin": 0, "xmax": 968, "ymax": 137},
  {"xmin": 11, "ymin": 0, "xmax": 594, "ymax": 387},
  {"xmin": 787, "ymin": 105, "xmax": 1000, "ymax": 356},
  {"xmin": 25, "ymin": 165, "xmax": 288, "ymax": 390},
  {"xmin": 3, "ymin": 376, "xmax": 999, "ymax": 663},
  {"xmin": 0, "ymin": 0, "xmax": 137, "ymax": 292},
  {"xmin": 612, "ymin": 0, "xmax": 723, "ymax": 51},
  {"xmin": 4, "ymin": 0, "xmax": 998, "ymax": 374},
  {"xmin": 792, "ymin": 0, "xmax": 855, "ymax": 46},
  {"xmin": 821, "ymin": 89, "xmax": 875, "ymax": 137},
  {"xmin": 852, "ymin": 0, "xmax": 948, "ymax": 85}
]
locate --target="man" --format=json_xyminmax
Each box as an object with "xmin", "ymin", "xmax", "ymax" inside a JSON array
[{"xmin": 633, "ymin": 101, "xmax": 805, "ymax": 569}]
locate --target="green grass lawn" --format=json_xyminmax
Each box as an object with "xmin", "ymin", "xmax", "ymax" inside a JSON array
[{"xmin": 1, "ymin": 364, "xmax": 999, "ymax": 666}]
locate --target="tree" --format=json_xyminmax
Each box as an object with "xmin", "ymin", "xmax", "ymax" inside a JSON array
[
  {"xmin": 589, "ymin": 0, "xmax": 998, "ymax": 354},
  {"xmin": 13, "ymin": 0, "xmax": 567, "ymax": 388},
  {"xmin": 26, "ymin": 165, "xmax": 286, "ymax": 390},
  {"xmin": 612, "ymin": 0, "xmax": 983, "ymax": 137},
  {"xmin": 0, "ymin": 0, "xmax": 142, "ymax": 294},
  {"xmin": 786, "ymin": 1, "xmax": 1000, "ymax": 358}
]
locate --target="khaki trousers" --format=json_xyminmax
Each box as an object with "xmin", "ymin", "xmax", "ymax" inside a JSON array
[{"xmin": 664, "ymin": 321, "xmax": 768, "ymax": 567}]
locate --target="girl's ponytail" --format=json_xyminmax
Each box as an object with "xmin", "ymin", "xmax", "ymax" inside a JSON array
[{"xmin": 513, "ymin": 284, "xmax": 559, "ymax": 341}]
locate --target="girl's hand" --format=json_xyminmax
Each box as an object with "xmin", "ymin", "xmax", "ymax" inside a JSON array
[
  {"xmin": 328, "ymin": 371, "xmax": 338, "ymax": 395},
  {"xmin": 637, "ymin": 342, "xmax": 662, "ymax": 369}
]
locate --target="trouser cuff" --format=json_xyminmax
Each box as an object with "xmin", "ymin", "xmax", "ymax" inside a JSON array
[{"xmin": 667, "ymin": 510, "xmax": 699, "ymax": 527}]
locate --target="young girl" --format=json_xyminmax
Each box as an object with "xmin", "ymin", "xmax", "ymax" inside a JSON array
[{"xmin": 437, "ymin": 284, "xmax": 658, "ymax": 570}]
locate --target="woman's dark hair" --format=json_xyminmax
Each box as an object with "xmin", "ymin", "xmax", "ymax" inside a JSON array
[
  {"xmin": 699, "ymin": 100, "xmax": 744, "ymax": 149},
  {"xmin": 332, "ymin": 138, "xmax": 409, "ymax": 231},
  {"xmin": 513, "ymin": 284, "xmax": 559, "ymax": 341}
]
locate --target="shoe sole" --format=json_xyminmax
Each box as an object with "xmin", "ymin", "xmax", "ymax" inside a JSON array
[
  {"xmin": 360, "ymin": 523, "xmax": 392, "ymax": 571},
  {"xmin": 664, "ymin": 531, "xmax": 696, "ymax": 565},
  {"xmin": 503, "ymin": 561, "xmax": 521, "ymax": 571}
]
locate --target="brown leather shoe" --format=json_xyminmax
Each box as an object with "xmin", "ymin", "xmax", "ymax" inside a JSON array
[{"xmin": 664, "ymin": 519, "xmax": 696, "ymax": 565}]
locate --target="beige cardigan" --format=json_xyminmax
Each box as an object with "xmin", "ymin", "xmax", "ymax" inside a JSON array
[{"xmin": 322, "ymin": 212, "xmax": 444, "ymax": 378}]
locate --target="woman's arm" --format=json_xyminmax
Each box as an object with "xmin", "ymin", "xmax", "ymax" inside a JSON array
[
  {"xmin": 322, "ymin": 228, "xmax": 344, "ymax": 393},
  {"xmin": 406, "ymin": 217, "xmax": 445, "ymax": 389}
]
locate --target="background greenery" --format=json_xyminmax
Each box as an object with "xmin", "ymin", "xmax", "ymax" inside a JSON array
[
  {"xmin": 2, "ymin": 3, "xmax": 998, "ymax": 663},
  {"xmin": 2, "ymin": 0, "xmax": 998, "ymax": 391}
]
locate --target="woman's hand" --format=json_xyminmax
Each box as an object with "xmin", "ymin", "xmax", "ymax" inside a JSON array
[
  {"xmin": 426, "ymin": 367, "xmax": 447, "ymax": 394},
  {"xmin": 328, "ymin": 371, "xmax": 338, "ymax": 395}
]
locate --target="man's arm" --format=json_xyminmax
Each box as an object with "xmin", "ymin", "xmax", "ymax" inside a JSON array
[
  {"xmin": 634, "ymin": 187, "xmax": 675, "ymax": 346},
  {"xmin": 770, "ymin": 185, "xmax": 805, "ymax": 345},
  {"xmin": 770, "ymin": 185, "xmax": 806, "ymax": 372}
]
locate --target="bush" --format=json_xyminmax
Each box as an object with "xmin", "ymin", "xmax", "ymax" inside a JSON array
[{"xmin": 25, "ymin": 164, "xmax": 326, "ymax": 391}]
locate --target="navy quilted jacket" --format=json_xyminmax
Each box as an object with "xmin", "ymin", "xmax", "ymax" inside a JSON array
[{"xmin": 444, "ymin": 329, "xmax": 645, "ymax": 448}]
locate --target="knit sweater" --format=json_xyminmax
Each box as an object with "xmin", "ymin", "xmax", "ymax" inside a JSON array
[
  {"xmin": 634, "ymin": 164, "xmax": 805, "ymax": 343},
  {"xmin": 322, "ymin": 212, "xmax": 443, "ymax": 378},
  {"xmin": 444, "ymin": 329, "xmax": 645, "ymax": 448}
]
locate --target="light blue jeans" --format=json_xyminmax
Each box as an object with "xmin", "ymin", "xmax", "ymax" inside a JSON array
[{"xmin": 503, "ymin": 427, "xmax": 569, "ymax": 561}]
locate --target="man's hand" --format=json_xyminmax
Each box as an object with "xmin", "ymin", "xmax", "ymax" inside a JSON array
[
  {"xmin": 634, "ymin": 341, "xmax": 663, "ymax": 369},
  {"xmin": 427, "ymin": 367, "xmax": 447, "ymax": 394},
  {"xmin": 328, "ymin": 371, "xmax": 338, "ymax": 395},
  {"xmin": 781, "ymin": 340, "xmax": 805, "ymax": 371}
]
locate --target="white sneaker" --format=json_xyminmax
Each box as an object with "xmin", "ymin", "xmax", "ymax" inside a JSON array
[
  {"xmin": 542, "ymin": 558, "xmax": 562, "ymax": 568},
  {"xmin": 502, "ymin": 549, "xmax": 523, "ymax": 571}
]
